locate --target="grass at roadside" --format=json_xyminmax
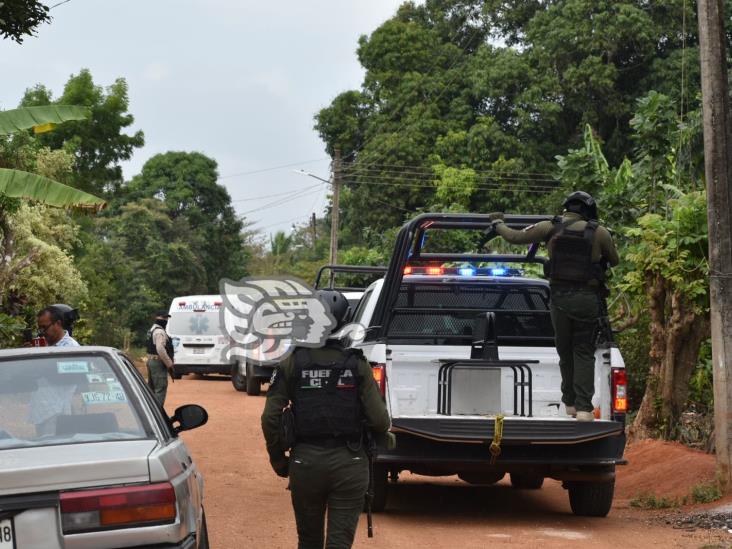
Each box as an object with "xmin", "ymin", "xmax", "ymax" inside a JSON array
[{"xmin": 630, "ymin": 481, "xmax": 722, "ymax": 509}]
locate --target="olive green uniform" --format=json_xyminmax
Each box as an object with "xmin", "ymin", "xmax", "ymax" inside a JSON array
[
  {"xmin": 147, "ymin": 325, "xmax": 174, "ymax": 407},
  {"xmin": 261, "ymin": 342, "xmax": 390, "ymax": 549},
  {"xmin": 493, "ymin": 212, "xmax": 619, "ymax": 412}
]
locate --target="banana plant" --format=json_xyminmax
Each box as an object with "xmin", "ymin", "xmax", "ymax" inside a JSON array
[{"xmin": 0, "ymin": 105, "xmax": 105, "ymax": 210}]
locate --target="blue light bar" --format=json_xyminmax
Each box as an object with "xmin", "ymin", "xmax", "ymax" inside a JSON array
[
  {"xmin": 458, "ymin": 267, "xmax": 476, "ymax": 277},
  {"xmin": 490, "ymin": 267, "xmax": 507, "ymax": 276}
]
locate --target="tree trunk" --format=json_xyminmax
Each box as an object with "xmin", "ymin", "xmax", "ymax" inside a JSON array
[{"xmin": 629, "ymin": 276, "xmax": 710, "ymax": 442}]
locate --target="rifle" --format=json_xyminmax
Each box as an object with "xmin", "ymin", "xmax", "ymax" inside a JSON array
[{"xmin": 364, "ymin": 429, "xmax": 377, "ymax": 538}]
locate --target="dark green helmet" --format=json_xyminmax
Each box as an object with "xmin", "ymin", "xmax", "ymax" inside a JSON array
[
  {"xmin": 315, "ymin": 289, "xmax": 350, "ymax": 332},
  {"xmin": 562, "ymin": 191, "xmax": 598, "ymax": 220}
]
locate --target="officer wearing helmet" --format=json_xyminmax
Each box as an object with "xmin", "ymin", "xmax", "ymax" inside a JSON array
[
  {"xmin": 489, "ymin": 192, "xmax": 619, "ymax": 422},
  {"xmin": 261, "ymin": 289, "xmax": 391, "ymax": 549}
]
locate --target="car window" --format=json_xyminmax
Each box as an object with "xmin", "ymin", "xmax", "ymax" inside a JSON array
[
  {"xmin": 351, "ymin": 288, "xmax": 374, "ymax": 325},
  {"xmin": 0, "ymin": 354, "xmax": 149, "ymax": 450},
  {"xmin": 117, "ymin": 353, "xmax": 175, "ymax": 441},
  {"xmin": 388, "ymin": 282, "xmax": 554, "ymax": 345}
]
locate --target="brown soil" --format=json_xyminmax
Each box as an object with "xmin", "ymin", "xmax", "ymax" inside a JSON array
[
  {"xmin": 616, "ymin": 440, "xmax": 718, "ymax": 504},
  {"xmin": 166, "ymin": 377, "xmax": 731, "ymax": 548}
]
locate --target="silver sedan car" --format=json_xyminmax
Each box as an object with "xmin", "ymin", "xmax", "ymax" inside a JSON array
[{"xmin": 0, "ymin": 346, "xmax": 208, "ymax": 549}]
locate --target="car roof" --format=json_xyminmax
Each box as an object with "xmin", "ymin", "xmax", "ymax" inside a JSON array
[{"xmin": 0, "ymin": 346, "xmax": 122, "ymax": 360}]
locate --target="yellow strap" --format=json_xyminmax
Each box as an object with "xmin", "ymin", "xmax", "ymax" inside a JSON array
[{"xmin": 489, "ymin": 414, "xmax": 504, "ymax": 465}]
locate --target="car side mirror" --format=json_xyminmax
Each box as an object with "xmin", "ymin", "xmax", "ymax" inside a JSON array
[{"xmin": 171, "ymin": 404, "xmax": 208, "ymax": 434}]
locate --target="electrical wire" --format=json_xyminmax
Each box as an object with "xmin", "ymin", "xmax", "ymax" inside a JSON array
[
  {"xmin": 341, "ymin": 170, "xmax": 559, "ymax": 186},
  {"xmin": 49, "ymin": 0, "xmax": 72, "ymax": 8},
  {"xmin": 341, "ymin": 178, "xmax": 556, "ymax": 193},
  {"xmin": 230, "ymin": 183, "xmax": 323, "ymax": 203},
  {"xmin": 342, "ymin": 163, "xmax": 557, "ymax": 179},
  {"xmin": 219, "ymin": 158, "xmax": 329, "ymax": 179},
  {"xmin": 236, "ymin": 185, "xmax": 325, "ymax": 216}
]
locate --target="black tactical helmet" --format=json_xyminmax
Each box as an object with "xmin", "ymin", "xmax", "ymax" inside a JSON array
[
  {"xmin": 315, "ymin": 289, "xmax": 350, "ymax": 332},
  {"xmin": 562, "ymin": 191, "xmax": 598, "ymax": 220},
  {"xmin": 49, "ymin": 304, "xmax": 79, "ymax": 333}
]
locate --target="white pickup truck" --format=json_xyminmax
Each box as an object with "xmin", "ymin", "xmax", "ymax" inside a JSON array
[{"xmin": 346, "ymin": 213, "xmax": 627, "ymax": 517}]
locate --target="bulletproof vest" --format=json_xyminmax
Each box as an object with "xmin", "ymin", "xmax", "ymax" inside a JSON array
[
  {"xmin": 291, "ymin": 346, "xmax": 363, "ymax": 441},
  {"xmin": 147, "ymin": 325, "xmax": 174, "ymax": 360},
  {"xmin": 545, "ymin": 217, "xmax": 604, "ymax": 284}
]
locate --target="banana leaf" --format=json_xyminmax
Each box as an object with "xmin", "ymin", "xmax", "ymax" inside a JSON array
[
  {"xmin": 0, "ymin": 169, "xmax": 106, "ymax": 211},
  {"xmin": 0, "ymin": 106, "xmax": 90, "ymax": 136}
]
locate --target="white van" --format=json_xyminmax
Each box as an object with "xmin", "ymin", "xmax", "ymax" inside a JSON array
[{"xmin": 167, "ymin": 295, "xmax": 234, "ymax": 378}]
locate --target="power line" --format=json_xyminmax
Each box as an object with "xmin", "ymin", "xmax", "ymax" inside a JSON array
[
  {"xmin": 219, "ymin": 158, "xmax": 329, "ymax": 179},
  {"xmin": 341, "ymin": 169, "xmax": 558, "ymax": 185},
  {"xmin": 230, "ymin": 183, "xmax": 323, "ymax": 203},
  {"xmin": 342, "ymin": 162, "xmax": 557, "ymax": 178},
  {"xmin": 342, "ymin": 178, "xmax": 555, "ymax": 193},
  {"xmin": 236, "ymin": 185, "xmax": 324, "ymax": 216},
  {"xmin": 49, "ymin": 0, "xmax": 72, "ymax": 8}
]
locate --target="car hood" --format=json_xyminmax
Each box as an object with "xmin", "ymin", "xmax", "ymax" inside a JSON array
[{"xmin": 0, "ymin": 439, "xmax": 158, "ymax": 496}]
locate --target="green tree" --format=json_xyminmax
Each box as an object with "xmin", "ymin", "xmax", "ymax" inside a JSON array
[
  {"xmin": 122, "ymin": 151, "xmax": 248, "ymax": 289},
  {"xmin": 556, "ymin": 93, "xmax": 709, "ymax": 440},
  {"xmin": 316, "ymin": 0, "xmax": 707, "ymax": 241},
  {"xmin": 0, "ymin": 0, "xmax": 50, "ymax": 43},
  {"xmin": 21, "ymin": 69, "xmax": 145, "ymax": 195},
  {"xmin": 79, "ymin": 199, "xmax": 207, "ymax": 346}
]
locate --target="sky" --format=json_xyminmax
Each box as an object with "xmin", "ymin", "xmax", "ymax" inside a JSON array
[{"xmin": 0, "ymin": 0, "xmax": 407, "ymax": 236}]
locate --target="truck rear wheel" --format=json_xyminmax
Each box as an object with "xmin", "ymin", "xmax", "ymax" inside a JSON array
[
  {"xmin": 245, "ymin": 362, "xmax": 261, "ymax": 396},
  {"xmin": 510, "ymin": 473, "xmax": 544, "ymax": 489},
  {"xmin": 567, "ymin": 480, "xmax": 615, "ymax": 517},
  {"xmin": 231, "ymin": 363, "xmax": 247, "ymax": 392}
]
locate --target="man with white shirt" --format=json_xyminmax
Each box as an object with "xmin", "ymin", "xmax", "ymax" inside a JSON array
[{"xmin": 37, "ymin": 305, "xmax": 80, "ymax": 347}]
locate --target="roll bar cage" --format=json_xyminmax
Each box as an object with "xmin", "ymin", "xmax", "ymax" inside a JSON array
[
  {"xmin": 369, "ymin": 212, "xmax": 554, "ymax": 339},
  {"xmin": 314, "ymin": 264, "xmax": 388, "ymax": 292}
]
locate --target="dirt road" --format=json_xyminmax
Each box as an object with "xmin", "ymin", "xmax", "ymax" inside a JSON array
[{"xmin": 165, "ymin": 376, "xmax": 729, "ymax": 549}]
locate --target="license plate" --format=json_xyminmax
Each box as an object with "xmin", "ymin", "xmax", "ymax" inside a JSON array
[
  {"xmin": 193, "ymin": 348, "xmax": 206, "ymax": 355},
  {"xmin": 0, "ymin": 518, "xmax": 15, "ymax": 549}
]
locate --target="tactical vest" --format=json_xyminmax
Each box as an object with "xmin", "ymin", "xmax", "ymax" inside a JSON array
[
  {"xmin": 147, "ymin": 325, "xmax": 174, "ymax": 360},
  {"xmin": 291, "ymin": 346, "xmax": 363, "ymax": 441},
  {"xmin": 545, "ymin": 217, "xmax": 605, "ymax": 284}
]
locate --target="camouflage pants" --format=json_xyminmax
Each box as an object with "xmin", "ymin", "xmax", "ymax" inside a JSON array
[{"xmin": 289, "ymin": 443, "xmax": 368, "ymax": 549}]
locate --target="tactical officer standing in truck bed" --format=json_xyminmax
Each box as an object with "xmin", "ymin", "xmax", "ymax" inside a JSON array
[
  {"xmin": 489, "ymin": 191, "xmax": 619, "ymax": 422},
  {"xmin": 261, "ymin": 290, "xmax": 391, "ymax": 549}
]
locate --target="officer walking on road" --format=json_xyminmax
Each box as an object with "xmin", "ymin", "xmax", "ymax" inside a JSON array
[
  {"xmin": 146, "ymin": 311, "xmax": 175, "ymax": 407},
  {"xmin": 489, "ymin": 192, "xmax": 619, "ymax": 422},
  {"xmin": 261, "ymin": 290, "xmax": 391, "ymax": 549}
]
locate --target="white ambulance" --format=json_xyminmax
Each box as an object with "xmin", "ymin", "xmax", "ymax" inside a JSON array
[{"xmin": 167, "ymin": 295, "xmax": 235, "ymax": 378}]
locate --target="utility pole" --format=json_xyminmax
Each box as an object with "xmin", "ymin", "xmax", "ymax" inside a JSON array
[
  {"xmin": 330, "ymin": 148, "xmax": 342, "ymax": 266},
  {"xmin": 697, "ymin": 0, "xmax": 732, "ymax": 489},
  {"xmin": 310, "ymin": 212, "xmax": 317, "ymax": 248}
]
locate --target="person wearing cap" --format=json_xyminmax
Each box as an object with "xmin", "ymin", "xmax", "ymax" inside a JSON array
[
  {"xmin": 146, "ymin": 311, "xmax": 175, "ymax": 406},
  {"xmin": 488, "ymin": 191, "xmax": 619, "ymax": 422}
]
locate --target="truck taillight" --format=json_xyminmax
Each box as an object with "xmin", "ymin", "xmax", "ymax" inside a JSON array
[
  {"xmin": 60, "ymin": 482, "xmax": 176, "ymax": 534},
  {"xmin": 372, "ymin": 363, "xmax": 386, "ymax": 397},
  {"xmin": 611, "ymin": 368, "xmax": 628, "ymax": 413}
]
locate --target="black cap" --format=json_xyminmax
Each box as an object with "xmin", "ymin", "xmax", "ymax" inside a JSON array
[{"xmin": 155, "ymin": 311, "xmax": 171, "ymax": 318}]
